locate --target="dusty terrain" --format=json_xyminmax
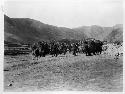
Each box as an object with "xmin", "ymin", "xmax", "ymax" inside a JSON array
[{"xmin": 4, "ymin": 53, "xmax": 123, "ymax": 92}]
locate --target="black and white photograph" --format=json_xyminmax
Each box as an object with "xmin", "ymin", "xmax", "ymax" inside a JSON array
[{"xmin": 3, "ymin": 0, "xmax": 123, "ymax": 92}]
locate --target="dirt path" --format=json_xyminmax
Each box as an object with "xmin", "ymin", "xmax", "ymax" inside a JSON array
[{"xmin": 4, "ymin": 54, "xmax": 123, "ymax": 91}]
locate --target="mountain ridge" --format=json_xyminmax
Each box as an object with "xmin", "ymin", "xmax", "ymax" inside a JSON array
[{"xmin": 4, "ymin": 15, "xmax": 123, "ymax": 44}]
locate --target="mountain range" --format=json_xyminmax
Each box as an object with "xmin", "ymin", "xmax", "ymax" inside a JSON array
[{"xmin": 4, "ymin": 15, "xmax": 123, "ymax": 44}]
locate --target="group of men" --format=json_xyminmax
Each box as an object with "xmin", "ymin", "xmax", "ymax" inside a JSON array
[{"xmin": 31, "ymin": 39, "xmax": 104, "ymax": 59}]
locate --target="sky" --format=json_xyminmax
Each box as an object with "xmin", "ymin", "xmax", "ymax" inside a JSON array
[{"xmin": 4, "ymin": 0, "xmax": 123, "ymax": 28}]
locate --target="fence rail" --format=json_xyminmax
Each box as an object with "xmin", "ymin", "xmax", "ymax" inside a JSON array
[{"xmin": 4, "ymin": 47, "xmax": 32, "ymax": 55}]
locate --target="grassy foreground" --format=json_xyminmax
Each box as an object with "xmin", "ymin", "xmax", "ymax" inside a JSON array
[{"xmin": 4, "ymin": 53, "xmax": 123, "ymax": 91}]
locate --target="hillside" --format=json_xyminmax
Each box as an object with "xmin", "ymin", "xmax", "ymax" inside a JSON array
[
  {"xmin": 4, "ymin": 15, "xmax": 86, "ymax": 44},
  {"xmin": 4, "ymin": 15, "xmax": 123, "ymax": 44},
  {"xmin": 104, "ymin": 24, "xmax": 123, "ymax": 43},
  {"xmin": 73, "ymin": 25, "xmax": 113, "ymax": 41}
]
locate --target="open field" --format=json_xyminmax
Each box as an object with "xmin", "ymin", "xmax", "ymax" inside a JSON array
[{"xmin": 4, "ymin": 53, "xmax": 123, "ymax": 92}]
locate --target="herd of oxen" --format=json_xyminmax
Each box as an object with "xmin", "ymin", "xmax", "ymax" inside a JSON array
[{"xmin": 31, "ymin": 38, "xmax": 104, "ymax": 59}]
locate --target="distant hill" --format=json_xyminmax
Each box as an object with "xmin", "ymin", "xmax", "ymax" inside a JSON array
[
  {"xmin": 73, "ymin": 25, "xmax": 113, "ymax": 41},
  {"xmin": 4, "ymin": 15, "xmax": 87, "ymax": 44},
  {"xmin": 104, "ymin": 24, "xmax": 123, "ymax": 43},
  {"xmin": 4, "ymin": 15, "xmax": 123, "ymax": 45}
]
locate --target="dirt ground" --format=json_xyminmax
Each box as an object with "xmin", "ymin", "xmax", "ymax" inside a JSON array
[{"xmin": 4, "ymin": 53, "xmax": 123, "ymax": 92}]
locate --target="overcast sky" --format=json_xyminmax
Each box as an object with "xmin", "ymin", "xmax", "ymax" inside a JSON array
[{"xmin": 4, "ymin": 0, "xmax": 123, "ymax": 28}]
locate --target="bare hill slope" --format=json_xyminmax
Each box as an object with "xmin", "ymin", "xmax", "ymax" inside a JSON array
[
  {"xmin": 104, "ymin": 24, "xmax": 123, "ymax": 43},
  {"xmin": 73, "ymin": 25, "xmax": 113, "ymax": 41},
  {"xmin": 4, "ymin": 15, "xmax": 123, "ymax": 44},
  {"xmin": 4, "ymin": 15, "xmax": 86, "ymax": 44}
]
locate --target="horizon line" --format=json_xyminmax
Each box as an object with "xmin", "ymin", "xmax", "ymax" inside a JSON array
[{"xmin": 4, "ymin": 14, "xmax": 123, "ymax": 29}]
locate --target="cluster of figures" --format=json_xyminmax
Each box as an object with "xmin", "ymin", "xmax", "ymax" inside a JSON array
[{"xmin": 31, "ymin": 38, "xmax": 104, "ymax": 59}]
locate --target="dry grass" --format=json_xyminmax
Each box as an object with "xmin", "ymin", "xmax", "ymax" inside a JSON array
[{"xmin": 4, "ymin": 53, "xmax": 123, "ymax": 91}]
